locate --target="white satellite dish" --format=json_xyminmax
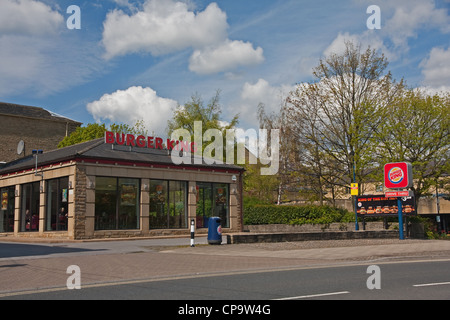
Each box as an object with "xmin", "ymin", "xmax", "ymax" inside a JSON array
[{"xmin": 17, "ymin": 140, "xmax": 24, "ymax": 155}]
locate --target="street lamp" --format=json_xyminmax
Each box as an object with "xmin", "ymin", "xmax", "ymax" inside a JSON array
[
  {"xmin": 32, "ymin": 149, "xmax": 43, "ymax": 177},
  {"xmin": 350, "ymin": 150, "xmax": 359, "ymax": 231},
  {"xmin": 436, "ymin": 179, "xmax": 441, "ymax": 234}
]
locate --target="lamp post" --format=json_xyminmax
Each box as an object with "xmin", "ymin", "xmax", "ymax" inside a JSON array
[
  {"xmin": 350, "ymin": 150, "xmax": 359, "ymax": 231},
  {"xmin": 32, "ymin": 149, "xmax": 43, "ymax": 177},
  {"xmin": 436, "ymin": 179, "xmax": 441, "ymax": 234}
]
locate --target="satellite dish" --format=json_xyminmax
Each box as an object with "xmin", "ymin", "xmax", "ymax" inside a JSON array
[{"xmin": 17, "ymin": 140, "xmax": 24, "ymax": 155}]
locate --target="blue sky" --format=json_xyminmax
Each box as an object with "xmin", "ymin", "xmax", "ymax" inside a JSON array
[{"xmin": 1, "ymin": 0, "xmax": 449, "ymax": 136}]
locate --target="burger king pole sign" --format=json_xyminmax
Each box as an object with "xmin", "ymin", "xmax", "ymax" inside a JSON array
[
  {"xmin": 384, "ymin": 162, "xmax": 413, "ymax": 240},
  {"xmin": 384, "ymin": 162, "xmax": 413, "ymax": 189}
]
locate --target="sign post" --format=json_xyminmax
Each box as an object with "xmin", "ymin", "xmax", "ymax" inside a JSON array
[
  {"xmin": 384, "ymin": 162, "xmax": 413, "ymax": 240},
  {"xmin": 351, "ymin": 183, "xmax": 359, "ymax": 231},
  {"xmin": 397, "ymin": 198, "xmax": 404, "ymax": 240}
]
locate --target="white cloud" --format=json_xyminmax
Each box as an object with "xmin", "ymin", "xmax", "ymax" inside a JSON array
[
  {"xmin": 241, "ymin": 79, "xmax": 294, "ymax": 111},
  {"xmin": 0, "ymin": 36, "xmax": 42, "ymax": 95},
  {"xmin": 228, "ymin": 79, "xmax": 295, "ymax": 129},
  {"xmin": 326, "ymin": 0, "xmax": 450, "ymax": 61},
  {"xmin": 86, "ymin": 86, "xmax": 179, "ymax": 136},
  {"xmin": 189, "ymin": 40, "xmax": 264, "ymax": 75},
  {"xmin": 0, "ymin": 34, "xmax": 104, "ymax": 97},
  {"xmin": 102, "ymin": 0, "xmax": 228, "ymax": 59},
  {"xmin": 323, "ymin": 31, "xmax": 396, "ymax": 62},
  {"xmin": 383, "ymin": 0, "xmax": 450, "ymax": 48},
  {"xmin": 0, "ymin": 0, "xmax": 63, "ymax": 36},
  {"xmin": 101, "ymin": 0, "xmax": 265, "ymax": 75},
  {"xmin": 420, "ymin": 46, "xmax": 450, "ymax": 91},
  {"xmin": 0, "ymin": 0, "xmax": 104, "ymax": 97},
  {"xmin": 111, "ymin": 0, "xmax": 133, "ymax": 8}
]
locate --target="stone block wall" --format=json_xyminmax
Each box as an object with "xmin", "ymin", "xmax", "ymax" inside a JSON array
[
  {"xmin": 0, "ymin": 114, "xmax": 80, "ymax": 163},
  {"xmin": 227, "ymin": 230, "xmax": 399, "ymax": 244}
]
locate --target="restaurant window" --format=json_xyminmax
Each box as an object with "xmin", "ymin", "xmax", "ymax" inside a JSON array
[
  {"xmin": 149, "ymin": 180, "xmax": 187, "ymax": 229},
  {"xmin": 196, "ymin": 183, "xmax": 229, "ymax": 228},
  {"xmin": 95, "ymin": 177, "xmax": 140, "ymax": 230},
  {"xmin": 46, "ymin": 177, "xmax": 69, "ymax": 231},
  {"xmin": 1, "ymin": 186, "xmax": 15, "ymax": 233},
  {"xmin": 21, "ymin": 182, "xmax": 40, "ymax": 232}
]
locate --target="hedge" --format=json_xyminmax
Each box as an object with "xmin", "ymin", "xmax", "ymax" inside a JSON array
[{"xmin": 243, "ymin": 205, "xmax": 355, "ymax": 225}]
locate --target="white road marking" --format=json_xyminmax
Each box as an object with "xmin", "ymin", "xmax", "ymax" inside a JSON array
[
  {"xmin": 274, "ymin": 291, "xmax": 350, "ymax": 300},
  {"xmin": 413, "ymin": 281, "xmax": 450, "ymax": 287}
]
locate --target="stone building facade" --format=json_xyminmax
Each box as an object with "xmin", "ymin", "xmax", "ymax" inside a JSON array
[
  {"xmin": 0, "ymin": 137, "xmax": 244, "ymax": 240},
  {"xmin": 0, "ymin": 102, "xmax": 81, "ymax": 163}
]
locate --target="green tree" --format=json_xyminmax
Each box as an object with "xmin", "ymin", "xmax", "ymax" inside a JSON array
[
  {"xmin": 167, "ymin": 91, "xmax": 239, "ymax": 138},
  {"xmin": 243, "ymin": 160, "xmax": 279, "ymax": 204},
  {"xmin": 285, "ymin": 41, "xmax": 404, "ymax": 203},
  {"xmin": 257, "ymin": 104, "xmax": 296, "ymax": 204},
  {"xmin": 373, "ymin": 89, "xmax": 450, "ymax": 202},
  {"xmin": 58, "ymin": 120, "xmax": 148, "ymax": 148},
  {"xmin": 167, "ymin": 91, "xmax": 239, "ymax": 160}
]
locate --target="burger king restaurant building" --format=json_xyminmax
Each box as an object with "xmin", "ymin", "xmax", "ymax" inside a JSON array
[{"xmin": 0, "ymin": 134, "xmax": 244, "ymax": 240}]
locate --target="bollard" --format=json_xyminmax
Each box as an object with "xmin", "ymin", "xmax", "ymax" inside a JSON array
[{"xmin": 190, "ymin": 219, "xmax": 195, "ymax": 247}]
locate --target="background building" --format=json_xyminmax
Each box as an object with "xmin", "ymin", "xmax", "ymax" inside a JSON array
[{"xmin": 0, "ymin": 102, "xmax": 81, "ymax": 163}]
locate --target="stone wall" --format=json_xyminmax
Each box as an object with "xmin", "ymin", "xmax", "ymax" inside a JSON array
[
  {"xmin": 227, "ymin": 230, "xmax": 399, "ymax": 244},
  {"xmin": 235, "ymin": 221, "xmax": 425, "ymax": 244},
  {"xmin": 0, "ymin": 114, "xmax": 80, "ymax": 163},
  {"xmin": 243, "ymin": 222, "xmax": 389, "ymax": 233},
  {"xmin": 73, "ymin": 166, "xmax": 87, "ymax": 239}
]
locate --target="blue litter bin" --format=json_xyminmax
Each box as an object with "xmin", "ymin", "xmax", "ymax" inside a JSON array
[{"xmin": 208, "ymin": 217, "xmax": 222, "ymax": 245}]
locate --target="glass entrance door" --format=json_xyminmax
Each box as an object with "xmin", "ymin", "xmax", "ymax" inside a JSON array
[{"xmin": 21, "ymin": 182, "xmax": 40, "ymax": 232}]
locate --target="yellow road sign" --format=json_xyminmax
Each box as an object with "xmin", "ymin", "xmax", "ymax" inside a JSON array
[{"xmin": 351, "ymin": 183, "xmax": 359, "ymax": 196}]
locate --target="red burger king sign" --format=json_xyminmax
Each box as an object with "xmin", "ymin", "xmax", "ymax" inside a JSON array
[{"xmin": 384, "ymin": 162, "xmax": 413, "ymax": 189}]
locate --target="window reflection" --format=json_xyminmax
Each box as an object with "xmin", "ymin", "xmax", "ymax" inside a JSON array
[
  {"xmin": 196, "ymin": 183, "xmax": 229, "ymax": 228},
  {"xmin": 0, "ymin": 186, "xmax": 15, "ymax": 233},
  {"xmin": 95, "ymin": 177, "xmax": 140, "ymax": 230},
  {"xmin": 46, "ymin": 177, "xmax": 69, "ymax": 231},
  {"xmin": 21, "ymin": 182, "xmax": 40, "ymax": 232},
  {"xmin": 149, "ymin": 180, "xmax": 186, "ymax": 229}
]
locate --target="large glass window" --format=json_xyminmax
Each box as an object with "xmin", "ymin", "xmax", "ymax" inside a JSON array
[
  {"xmin": 95, "ymin": 177, "xmax": 140, "ymax": 230},
  {"xmin": 169, "ymin": 181, "xmax": 187, "ymax": 229},
  {"xmin": 46, "ymin": 177, "xmax": 69, "ymax": 231},
  {"xmin": 196, "ymin": 183, "xmax": 229, "ymax": 228},
  {"xmin": 1, "ymin": 187, "xmax": 15, "ymax": 233},
  {"xmin": 21, "ymin": 182, "xmax": 40, "ymax": 232},
  {"xmin": 118, "ymin": 178, "xmax": 140, "ymax": 229},
  {"xmin": 149, "ymin": 180, "xmax": 187, "ymax": 229}
]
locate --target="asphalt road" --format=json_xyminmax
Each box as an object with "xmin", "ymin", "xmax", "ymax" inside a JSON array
[{"xmin": 3, "ymin": 259, "xmax": 450, "ymax": 301}]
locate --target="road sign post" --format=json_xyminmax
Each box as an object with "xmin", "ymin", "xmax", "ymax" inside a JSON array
[
  {"xmin": 351, "ymin": 183, "xmax": 359, "ymax": 231},
  {"xmin": 397, "ymin": 198, "xmax": 404, "ymax": 240},
  {"xmin": 384, "ymin": 162, "xmax": 413, "ymax": 240}
]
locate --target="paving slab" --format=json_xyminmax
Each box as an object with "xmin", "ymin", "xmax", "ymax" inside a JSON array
[{"xmin": 1, "ymin": 237, "xmax": 450, "ymax": 296}]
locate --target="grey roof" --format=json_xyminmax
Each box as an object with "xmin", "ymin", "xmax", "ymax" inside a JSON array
[
  {"xmin": 0, "ymin": 102, "xmax": 81, "ymax": 124},
  {"xmin": 0, "ymin": 138, "xmax": 244, "ymax": 175}
]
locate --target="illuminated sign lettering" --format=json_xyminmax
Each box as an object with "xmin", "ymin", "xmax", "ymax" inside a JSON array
[{"xmin": 104, "ymin": 131, "xmax": 197, "ymax": 153}]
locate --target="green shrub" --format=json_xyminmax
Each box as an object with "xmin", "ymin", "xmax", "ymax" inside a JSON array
[{"xmin": 243, "ymin": 204, "xmax": 354, "ymax": 225}]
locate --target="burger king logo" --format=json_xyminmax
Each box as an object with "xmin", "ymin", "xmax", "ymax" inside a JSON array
[
  {"xmin": 384, "ymin": 162, "xmax": 412, "ymax": 189},
  {"xmin": 388, "ymin": 167, "xmax": 404, "ymax": 184}
]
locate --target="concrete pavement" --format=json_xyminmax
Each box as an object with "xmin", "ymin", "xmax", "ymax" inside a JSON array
[{"xmin": 1, "ymin": 236, "xmax": 450, "ymax": 297}]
